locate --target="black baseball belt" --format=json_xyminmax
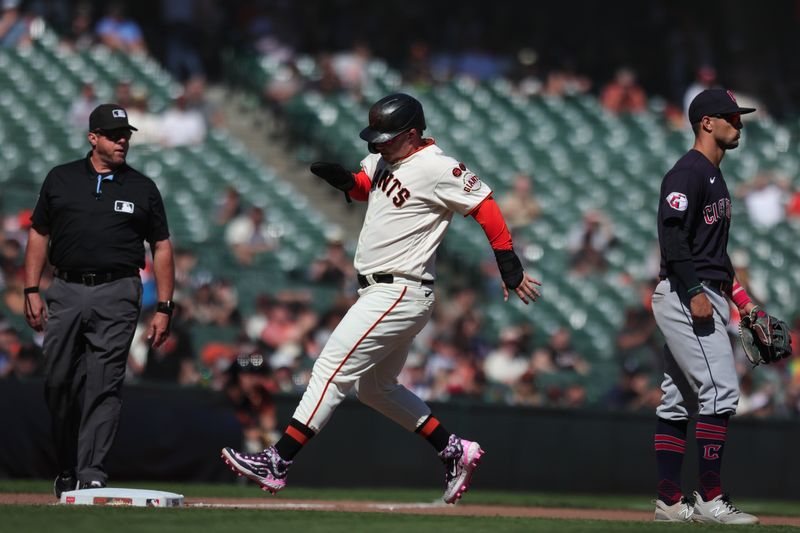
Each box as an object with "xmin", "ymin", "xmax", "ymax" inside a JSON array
[
  {"xmin": 357, "ymin": 273, "xmax": 434, "ymax": 289},
  {"xmin": 659, "ymin": 276, "xmax": 731, "ymax": 294},
  {"xmin": 55, "ymin": 269, "xmax": 139, "ymax": 286}
]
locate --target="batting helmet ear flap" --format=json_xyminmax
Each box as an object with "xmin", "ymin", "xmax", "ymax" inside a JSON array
[{"xmin": 368, "ymin": 143, "xmax": 378, "ymax": 154}]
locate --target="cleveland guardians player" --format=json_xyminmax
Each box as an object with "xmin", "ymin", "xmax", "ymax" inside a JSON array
[
  {"xmin": 651, "ymin": 89, "xmax": 762, "ymax": 524},
  {"xmin": 222, "ymin": 93, "xmax": 541, "ymax": 503}
]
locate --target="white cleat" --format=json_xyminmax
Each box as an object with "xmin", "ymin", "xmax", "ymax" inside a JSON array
[
  {"xmin": 654, "ymin": 496, "xmax": 695, "ymax": 522},
  {"xmin": 692, "ymin": 491, "xmax": 759, "ymax": 525}
]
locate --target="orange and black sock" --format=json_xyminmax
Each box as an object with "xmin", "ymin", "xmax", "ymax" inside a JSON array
[
  {"xmin": 655, "ymin": 417, "xmax": 688, "ymax": 504},
  {"xmin": 696, "ymin": 414, "xmax": 728, "ymax": 501},
  {"xmin": 274, "ymin": 418, "xmax": 315, "ymax": 460},
  {"xmin": 415, "ymin": 415, "xmax": 451, "ymax": 453}
]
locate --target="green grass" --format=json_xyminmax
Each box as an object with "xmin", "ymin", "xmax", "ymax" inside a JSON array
[{"xmin": 1, "ymin": 481, "xmax": 798, "ymax": 533}]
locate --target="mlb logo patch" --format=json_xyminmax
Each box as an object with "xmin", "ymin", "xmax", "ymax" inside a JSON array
[
  {"xmin": 114, "ymin": 201, "xmax": 134, "ymax": 213},
  {"xmin": 112, "ymin": 109, "xmax": 127, "ymax": 118}
]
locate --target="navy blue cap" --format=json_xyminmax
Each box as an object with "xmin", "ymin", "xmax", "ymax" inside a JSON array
[{"xmin": 688, "ymin": 89, "xmax": 755, "ymax": 124}]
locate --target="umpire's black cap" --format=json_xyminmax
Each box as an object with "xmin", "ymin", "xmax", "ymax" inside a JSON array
[
  {"xmin": 89, "ymin": 103, "xmax": 138, "ymax": 131},
  {"xmin": 688, "ymin": 89, "xmax": 755, "ymax": 124}
]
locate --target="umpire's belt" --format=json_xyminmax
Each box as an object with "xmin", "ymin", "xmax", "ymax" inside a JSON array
[
  {"xmin": 357, "ymin": 273, "xmax": 434, "ymax": 289},
  {"xmin": 55, "ymin": 269, "xmax": 139, "ymax": 286}
]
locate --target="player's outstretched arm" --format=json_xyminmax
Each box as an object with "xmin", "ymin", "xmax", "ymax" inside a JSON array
[{"xmin": 469, "ymin": 196, "xmax": 542, "ymax": 304}]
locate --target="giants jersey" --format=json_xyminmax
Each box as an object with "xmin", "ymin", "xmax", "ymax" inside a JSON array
[
  {"xmin": 354, "ymin": 142, "xmax": 492, "ymax": 280},
  {"xmin": 657, "ymin": 149, "xmax": 733, "ymax": 282}
]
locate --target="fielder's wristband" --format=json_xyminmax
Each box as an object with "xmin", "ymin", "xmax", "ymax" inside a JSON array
[
  {"xmin": 493, "ymin": 249, "xmax": 524, "ymax": 290},
  {"xmin": 687, "ymin": 284, "xmax": 704, "ymax": 297},
  {"xmin": 731, "ymin": 281, "xmax": 752, "ymax": 308},
  {"xmin": 24, "ymin": 286, "xmax": 39, "ymax": 295}
]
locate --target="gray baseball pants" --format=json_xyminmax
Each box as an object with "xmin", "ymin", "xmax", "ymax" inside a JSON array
[
  {"xmin": 651, "ymin": 279, "xmax": 739, "ymax": 420},
  {"xmin": 42, "ymin": 276, "xmax": 142, "ymax": 484}
]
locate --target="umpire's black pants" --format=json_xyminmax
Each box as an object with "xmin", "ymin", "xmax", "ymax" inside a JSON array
[{"xmin": 43, "ymin": 275, "xmax": 142, "ymax": 484}]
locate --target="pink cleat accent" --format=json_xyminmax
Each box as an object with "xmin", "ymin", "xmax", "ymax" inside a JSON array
[
  {"xmin": 439, "ymin": 435, "xmax": 484, "ymax": 504},
  {"xmin": 221, "ymin": 446, "xmax": 292, "ymax": 494}
]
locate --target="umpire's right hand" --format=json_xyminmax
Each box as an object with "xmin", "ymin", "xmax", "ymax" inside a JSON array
[{"xmin": 24, "ymin": 292, "xmax": 48, "ymax": 331}]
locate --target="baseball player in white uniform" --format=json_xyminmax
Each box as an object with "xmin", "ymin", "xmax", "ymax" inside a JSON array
[{"xmin": 222, "ymin": 93, "xmax": 541, "ymax": 503}]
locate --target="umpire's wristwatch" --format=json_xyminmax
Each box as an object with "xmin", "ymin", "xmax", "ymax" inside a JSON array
[{"xmin": 156, "ymin": 300, "xmax": 175, "ymax": 316}]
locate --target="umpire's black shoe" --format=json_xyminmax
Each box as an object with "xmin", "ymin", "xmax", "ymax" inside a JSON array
[
  {"xmin": 79, "ymin": 480, "xmax": 106, "ymax": 490},
  {"xmin": 53, "ymin": 471, "xmax": 79, "ymax": 499}
]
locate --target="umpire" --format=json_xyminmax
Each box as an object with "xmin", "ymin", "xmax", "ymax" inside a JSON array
[{"xmin": 22, "ymin": 103, "xmax": 175, "ymax": 497}]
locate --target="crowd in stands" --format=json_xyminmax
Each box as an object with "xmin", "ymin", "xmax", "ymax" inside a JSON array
[{"xmin": 2, "ymin": 1, "xmax": 800, "ymax": 449}]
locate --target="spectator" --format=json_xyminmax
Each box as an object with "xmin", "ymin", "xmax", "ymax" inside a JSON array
[
  {"xmin": 543, "ymin": 64, "xmax": 592, "ymax": 97},
  {"xmin": 0, "ymin": 237, "xmax": 22, "ymax": 287},
  {"xmin": 567, "ymin": 209, "xmax": 617, "ymax": 276},
  {"xmin": 729, "ymin": 249, "xmax": 768, "ymax": 306},
  {"xmin": 398, "ymin": 351, "xmax": 433, "ymax": 401},
  {"xmin": 184, "ymin": 75, "xmax": 224, "ymax": 129},
  {"xmin": 189, "ymin": 279, "xmax": 239, "ymax": 326},
  {"xmin": 60, "ymin": 1, "xmax": 93, "ymax": 51},
  {"xmin": 308, "ymin": 229, "xmax": 354, "ymax": 290},
  {"xmin": 95, "ymin": 2, "xmax": 146, "ymax": 54},
  {"xmin": 615, "ymin": 279, "xmax": 662, "ymax": 374},
  {"xmin": 0, "ymin": 320, "xmax": 20, "ymax": 378},
  {"xmin": 736, "ymin": 372, "xmax": 775, "ymax": 418},
  {"xmin": 545, "ymin": 327, "xmax": 590, "ymax": 374},
  {"xmin": 683, "ymin": 65, "xmax": 718, "ymax": 119},
  {"xmin": 603, "ymin": 367, "xmax": 658, "ymax": 411},
  {"xmin": 173, "ymin": 247, "xmax": 199, "ymax": 298},
  {"xmin": 735, "ymin": 171, "xmax": 790, "ymax": 228},
  {"xmin": 600, "ymin": 67, "xmax": 647, "ymax": 114},
  {"xmin": 68, "ymin": 84, "xmax": 101, "ymax": 132},
  {"xmin": 332, "ymin": 41, "xmax": 371, "ymax": 98},
  {"xmin": 483, "ymin": 327, "xmax": 529, "ymax": 385},
  {"xmin": 125, "ymin": 88, "xmax": 161, "ymax": 145},
  {"xmin": 498, "ymin": 173, "xmax": 541, "ymax": 232},
  {"xmin": 263, "ymin": 60, "xmax": 304, "ymax": 114},
  {"xmin": 224, "ymin": 352, "xmax": 280, "ymax": 452},
  {"xmin": 7, "ymin": 341, "xmax": 41, "ymax": 380},
  {"xmin": 509, "ymin": 371, "xmax": 541, "ymax": 406},
  {"xmin": 215, "ymin": 186, "xmax": 244, "ymax": 226},
  {"xmin": 114, "ymin": 80, "xmax": 134, "ymax": 109},
  {"xmin": 452, "ymin": 310, "xmax": 492, "ymax": 361},
  {"xmin": 224, "ymin": 206, "xmax": 279, "ymax": 266},
  {"xmin": 403, "ymin": 40, "xmax": 434, "ymax": 89},
  {"xmin": 509, "ymin": 47, "xmax": 543, "ymax": 97},
  {"xmin": 0, "ymin": 0, "xmax": 31, "ymax": 48},
  {"xmin": 161, "ymin": 0, "xmax": 204, "ymax": 81},
  {"xmin": 138, "ymin": 306, "xmax": 198, "ymax": 385},
  {"xmin": 159, "ymin": 93, "xmax": 207, "ymax": 147},
  {"xmin": 259, "ymin": 300, "xmax": 299, "ymax": 352},
  {"xmin": 309, "ymin": 53, "xmax": 347, "ymax": 96},
  {"xmin": 787, "ymin": 187, "xmax": 800, "ymax": 221}
]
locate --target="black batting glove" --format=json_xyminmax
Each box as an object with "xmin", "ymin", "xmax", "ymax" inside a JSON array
[
  {"xmin": 310, "ymin": 162, "xmax": 356, "ymax": 193},
  {"xmin": 494, "ymin": 249, "xmax": 524, "ymax": 290}
]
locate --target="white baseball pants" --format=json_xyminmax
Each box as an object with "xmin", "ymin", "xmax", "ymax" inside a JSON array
[{"xmin": 292, "ymin": 280, "xmax": 435, "ymax": 433}]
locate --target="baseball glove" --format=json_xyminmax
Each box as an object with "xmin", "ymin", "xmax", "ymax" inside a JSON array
[
  {"xmin": 738, "ymin": 307, "xmax": 793, "ymax": 366},
  {"xmin": 310, "ymin": 162, "xmax": 355, "ymax": 192}
]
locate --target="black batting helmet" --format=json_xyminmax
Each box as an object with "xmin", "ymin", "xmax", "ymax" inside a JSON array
[{"xmin": 359, "ymin": 93, "xmax": 426, "ymax": 152}]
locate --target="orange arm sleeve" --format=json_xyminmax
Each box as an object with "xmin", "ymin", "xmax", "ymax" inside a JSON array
[
  {"xmin": 349, "ymin": 170, "xmax": 372, "ymax": 201},
  {"xmin": 470, "ymin": 196, "xmax": 513, "ymax": 250}
]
